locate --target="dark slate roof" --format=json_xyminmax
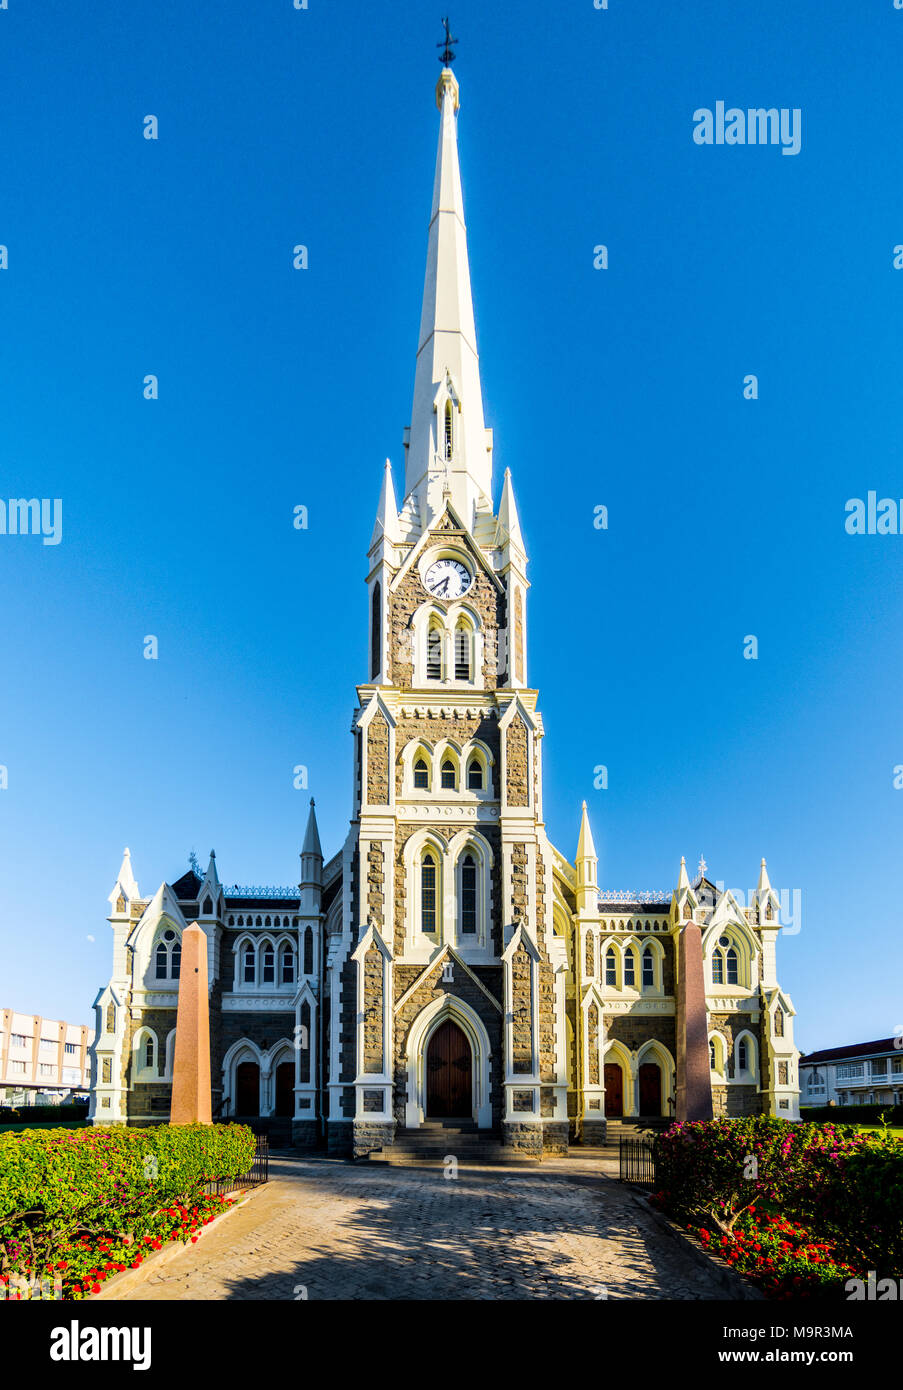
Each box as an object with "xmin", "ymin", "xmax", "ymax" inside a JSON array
[
  {"xmin": 800, "ymin": 1038, "xmax": 899, "ymax": 1065},
  {"xmin": 171, "ymin": 870, "xmax": 201, "ymax": 900}
]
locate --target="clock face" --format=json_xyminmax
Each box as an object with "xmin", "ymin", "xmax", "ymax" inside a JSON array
[{"xmin": 423, "ymin": 557, "xmax": 472, "ymax": 599}]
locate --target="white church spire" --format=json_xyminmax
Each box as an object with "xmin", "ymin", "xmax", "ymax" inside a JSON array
[
  {"xmin": 370, "ymin": 458, "xmax": 401, "ymax": 551},
  {"xmin": 403, "ymin": 62, "xmax": 492, "ymax": 533}
]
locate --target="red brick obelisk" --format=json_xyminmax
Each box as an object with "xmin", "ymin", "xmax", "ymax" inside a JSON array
[
  {"xmin": 170, "ymin": 924, "xmax": 212, "ymax": 1125},
  {"xmin": 675, "ymin": 919, "xmax": 714, "ymax": 1122}
]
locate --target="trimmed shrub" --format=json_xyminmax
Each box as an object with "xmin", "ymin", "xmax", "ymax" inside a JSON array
[
  {"xmin": 655, "ymin": 1116, "xmax": 903, "ymax": 1285},
  {"xmin": 800, "ymin": 1103, "xmax": 903, "ymax": 1126},
  {"xmin": 0, "ymin": 1123, "xmax": 255, "ymax": 1282}
]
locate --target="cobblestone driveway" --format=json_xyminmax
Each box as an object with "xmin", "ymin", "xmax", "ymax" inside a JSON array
[{"xmin": 118, "ymin": 1154, "xmax": 725, "ymax": 1301}]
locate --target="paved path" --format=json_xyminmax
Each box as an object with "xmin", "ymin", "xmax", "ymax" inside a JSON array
[{"xmin": 117, "ymin": 1154, "xmax": 724, "ymax": 1301}]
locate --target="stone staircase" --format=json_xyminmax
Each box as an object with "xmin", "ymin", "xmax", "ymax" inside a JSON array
[
  {"xmin": 602, "ymin": 1117, "xmax": 671, "ymax": 1154},
  {"xmin": 366, "ymin": 1119, "xmax": 540, "ymax": 1166}
]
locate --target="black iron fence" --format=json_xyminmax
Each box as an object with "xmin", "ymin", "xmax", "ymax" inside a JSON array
[
  {"xmin": 206, "ymin": 1133, "xmax": 269, "ymax": 1196},
  {"xmin": 619, "ymin": 1136, "xmax": 657, "ymax": 1187}
]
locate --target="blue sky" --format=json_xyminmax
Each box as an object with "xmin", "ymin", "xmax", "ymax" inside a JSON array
[{"xmin": 1, "ymin": 0, "xmax": 900, "ymax": 1052}]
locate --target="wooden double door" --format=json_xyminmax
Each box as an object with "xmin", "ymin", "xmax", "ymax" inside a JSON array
[
  {"xmin": 234, "ymin": 1060, "xmax": 294, "ymax": 1117},
  {"xmin": 426, "ymin": 1019, "xmax": 472, "ymax": 1118},
  {"xmin": 603, "ymin": 1061, "xmax": 663, "ymax": 1117}
]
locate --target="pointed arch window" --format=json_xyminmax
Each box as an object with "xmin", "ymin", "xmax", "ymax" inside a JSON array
[
  {"xmin": 202, "ymin": 896, "xmax": 213, "ymax": 916},
  {"xmin": 444, "ymin": 399, "xmax": 454, "ymax": 459},
  {"xmin": 441, "ymin": 759, "xmax": 457, "ymax": 790},
  {"xmin": 726, "ymin": 946, "xmax": 739, "ymax": 985},
  {"xmin": 155, "ymin": 943, "xmax": 168, "ymax": 980},
  {"xmin": 371, "ymin": 582, "xmax": 381, "ymax": 681},
  {"xmin": 426, "ymin": 620, "xmax": 444, "ymax": 680},
  {"xmin": 243, "ymin": 944, "xmax": 256, "ymax": 985},
  {"xmin": 624, "ymin": 948, "xmax": 636, "ymax": 988},
  {"xmin": 421, "ymin": 852, "xmax": 439, "ymax": 936},
  {"xmin": 303, "ymin": 926, "xmax": 313, "ymax": 975},
  {"xmin": 413, "ymin": 756, "xmax": 430, "ymax": 790},
  {"xmin": 605, "ymin": 947, "xmax": 617, "ymax": 986},
  {"xmin": 460, "ymin": 854, "xmax": 477, "ymax": 935},
  {"xmin": 280, "ymin": 944, "xmax": 295, "ymax": 985},
  {"xmin": 738, "ymin": 1039, "xmax": 749, "ymax": 1071},
  {"xmin": 145, "ymin": 1035, "xmax": 155, "ymax": 1070},
  {"xmin": 642, "ymin": 947, "xmax": 654, "ymax": 989},
  {"xmin": 710, "ymin": 1039, "xmax": 717, "ymax": 1070},
  {"xmin": 454, "ymin": 620, "xmax": 472, "ymax": 681},
  {"xmin": 262, "ymin": 942, "xmax": 275, "ymax": 984},
  {"xmin": 713, "ymin": 948, "xmax": 725, "ymax": 985},
  {"xmin": 466, "ymin": 757, "xmax": 483, "ymax": 790},
  {"xmin": 171, "ymin": 941, "xmax": 181, "ymax": 979}
]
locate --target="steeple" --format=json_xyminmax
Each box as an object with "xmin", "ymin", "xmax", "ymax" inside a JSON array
[
  {"xmin": 575, "ymin": 801, "xmax": 599, "ymax": 912},
  {"xmin": 403, "ymin": 60, "xmax": 492, "ymax": 534},
  {"xmin": 370, "ymin": 458, "xmax": 401, "ymax": 552},
  {"xmin": 496, "ymin": 468, "xmax": 526, "ymax": 558},
  {"xmin": 108, "ymin": 847, "xmax": 139, "ymax": 907},
  {"xmin": 301, "ymin": 798, "xmax": 323, "ymax": 888}
]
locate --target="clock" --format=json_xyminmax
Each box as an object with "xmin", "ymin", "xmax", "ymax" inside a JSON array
[{"xmin": 423, "ymin": 557, "xmax": 472, "ymax": 599}]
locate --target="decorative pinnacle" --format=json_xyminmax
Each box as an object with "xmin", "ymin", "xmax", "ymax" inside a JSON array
[
  {"xmin": 437, "ymin": 16, "xmax": 458, "ymax": 66},
  {"xmin": 697, "ymin": 855, "xmax": 707, "ymax": 879}
]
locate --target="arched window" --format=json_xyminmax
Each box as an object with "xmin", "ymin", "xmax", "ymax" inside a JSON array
[
  {"xmin": 243, "ymin": 943, "xmax": 256, "ymax": 985},
  {"xmin": 413, "ymin": 757, "xmax": 430, "ymax": 790},
  {"xmin": 171, "ymin": 941, "xmax": 181, "ymax": 979},
  {"xmin": 421, "ymin": 852, "xmax": 438, "ymax": 935},
  {"xmin": 155, "ymin": 943, "xmax": 168, "ymax": 980},
  {"xmin": 371, "ymin": 582, "xmax": 381, "ymax": 681},
  {"xmin": 642, "ymin": 947, "xmax": 654, "ymax": 989},
  {"xmin": 460, "ymin": 854, "xmax": 477, "ymax": 935},
  {"xmin": 709, "ymin": 1039, "xmax": 717, "ymax": 1070},
  {"xmin": 426, "ymin": 619, "xmax": 444, "ymax": 680},
  {"xmin": 303, "ymin": 926, "xmax": 313, "ymax": 975},
  {"xmin": 454, "ymin": 620, "xmax": 471, "ymax": 681},
  {"xmin": 145, "ymin": 1034, "xmax": 155, "ymax": 1070},
  {"xmin": 441, "ymin": 759, "xmax": 457, "ymax": 790},
  {"xmin": 605, "ymin": 947, "xmax": 617, "ymax": 986},
  {"xmin": 262, "ymin": 942, "xmax": 275, "ymax": 984},
  {"xmin": 280, "ymin": 944, "xmax": 295, "ymax": 985},
  {"xmin": 726, "ymin": 946, "xmax": 739, "ymax": 985},
  {"xmin": 738, "ymin": 1039, "xmax": 749, "ymax": 1071},
  {"xmin": 466, "ymin": 757, "xmax": 483, "ymax": 790},
  {"xmin": 444, "ymin": 399, "xmax": 454, "ymax": 458},
  {"xmin": 202, "ymin": 896, "xmax": 213, "ymax": 916},
  {"xmin": 624, "ymin": 949, "xmax": 636, "ymax": 988},
  {"xmin": 712, "ymin": 948, "xmax": 725, "ymax": 985}
]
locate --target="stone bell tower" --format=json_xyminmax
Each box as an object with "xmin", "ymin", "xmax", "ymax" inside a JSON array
[{"xmin": 324, "ymin": 54, "xmax": 570, "ymax": 1160}]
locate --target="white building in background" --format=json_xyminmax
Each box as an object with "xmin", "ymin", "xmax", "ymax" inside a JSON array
[
  {"xmin": 0, "ymin": 1008, "xmax": 93, "ymax": 1104},
  {"xmin": 799, "ymin": 1037, "xmax": 903, "ymax": 1108}
]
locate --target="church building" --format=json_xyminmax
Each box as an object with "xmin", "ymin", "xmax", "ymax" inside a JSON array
[{"xmin": 89, "ymin": 59, "xmax": 801, "ymax": 1155}]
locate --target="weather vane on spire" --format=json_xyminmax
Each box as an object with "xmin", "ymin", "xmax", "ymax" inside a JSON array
[{"xmin": 437, "ymin": 16, "xmax": 458, "ymax": 66}]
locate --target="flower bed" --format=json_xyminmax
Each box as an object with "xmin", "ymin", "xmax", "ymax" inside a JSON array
[
  {"xmin": 1, "ymin": 1192, "xmax": 237, "ymax": 1299},
  {"xmin": 0, "ymin": 1122, "xmax": 255, "ymax": 1300},
  {"xmin": 653, "ymin": 1116, "xmax": 903, "ymax": 1298}
]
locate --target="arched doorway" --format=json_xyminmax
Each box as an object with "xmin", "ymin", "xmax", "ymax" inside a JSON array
[
  {"xmin": 639, "ymin": 1061, "xmax": 663, "ymax": 1116},
  {"xmin": 426, "ymin": 1019, "xmax": 472, "ymax": 1118},
  {"xmin": 274, "ymin": 1061, "xmax": 294, "ymax": 1117},
  {"xmin": 235, "ymin": 1061, "xmax": 260, "ymax": 1115},
  {"xmin": 604, "ymin": 1062, "xmax": 624, "ymax": 1117}
]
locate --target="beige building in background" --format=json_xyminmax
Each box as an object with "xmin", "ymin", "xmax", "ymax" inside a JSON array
[{"xmin": 0, "ymin": 1008, "xmax": 93, "ymax": 1104}]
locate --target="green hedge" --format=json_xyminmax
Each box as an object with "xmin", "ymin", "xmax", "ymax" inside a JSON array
[
  {"xmin": 0, "ymin": 1123, "xmax": 255, "ymax": 1279},
  {"xmin": 800, "ymin": 1103, "xmax": 903, "ymax": 1125},
  {"xmin": 655, "ymin": 1116, "xmax": 903, "ymax": 1275},
  {"xmin": 0, "ymin": 1103, "xmax": 89, "ymax": 1123}
]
